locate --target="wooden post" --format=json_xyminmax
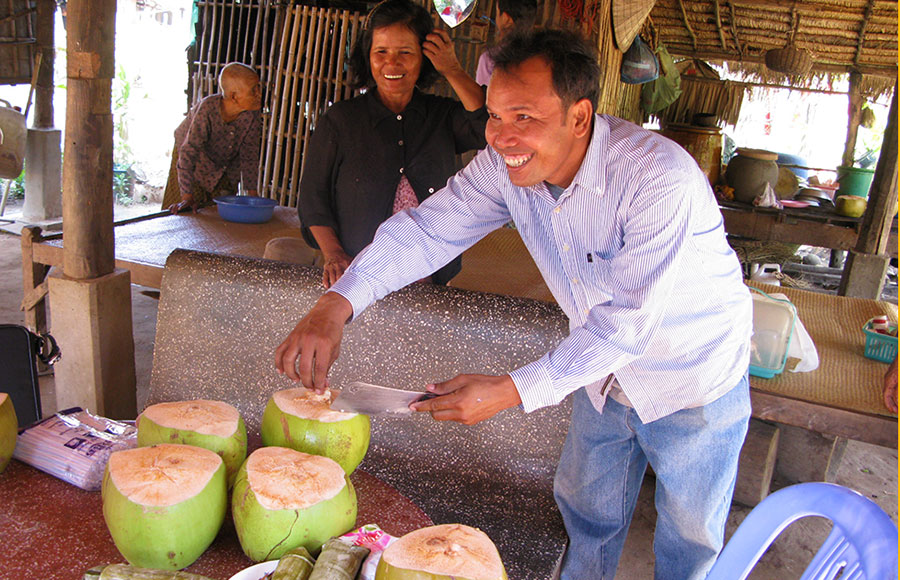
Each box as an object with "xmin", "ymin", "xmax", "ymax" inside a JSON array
[
  {"xmin": 839, "ymin": 86, "xmax": 898, "ymax": 298},
  {"xmin": 841, "ymin": 71, "xmax": 864, "ymax": 167},
  {"xmin": 62, "ymin": 0, "xmax": 116, "ymax": 280},
  {"xmin": 34, "ymin": 0, "xmax": 55, "ymax": 129}
]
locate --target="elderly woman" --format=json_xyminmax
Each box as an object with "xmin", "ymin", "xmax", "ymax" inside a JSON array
[{"xmin": 297, "ymin": 0, "xmax": 487, "ymax": 287}]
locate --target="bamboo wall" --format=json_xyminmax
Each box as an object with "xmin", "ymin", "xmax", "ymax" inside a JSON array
[
  {"xmin": 189, "ymin": 0, "xmax": 642, "ymax": 207},
  {"xmin": 0, "ymin": 0, "xmax": 36, "ymax": 85}
]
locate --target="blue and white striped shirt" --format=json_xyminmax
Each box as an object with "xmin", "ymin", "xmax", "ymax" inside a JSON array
[{"xmin": 331, "ymin": 115, "xmax": 752, "ymax": 423}]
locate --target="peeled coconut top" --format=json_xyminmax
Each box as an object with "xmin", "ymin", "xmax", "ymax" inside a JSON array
[
  {"xmin": 140, "ymin": 400, "xmax": 241, "ymax": 437},
  {"xmin": 0, "ymin": 393, "xmax": 7, "ymax": 406},
  {"xmin": 246, "ymin": 446, "xmax": 346, "ymax": 510},
  {"xmin": 108, "ymin": 444, "xmax": 223, "ymax": 507},
  {"xmin": 272, "ymin": 388, "xmax": 358, "ymax": 423},
  {"xmin": 382, "ymin": 524, "xmax": 504, "ymax": 580}
]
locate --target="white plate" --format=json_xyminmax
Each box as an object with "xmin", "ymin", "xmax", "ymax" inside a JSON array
[{"xmin": 228, "ymin": 561, "xmax": 277, "ymax": 580}]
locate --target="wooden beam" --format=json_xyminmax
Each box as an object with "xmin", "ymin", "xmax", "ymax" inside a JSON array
[
  {"xmin": 842, "ymin": 71, "xmax": 864, "ymax": 167},
  {"xmin": 62, "ymin": 0, "xmax": 116, "ymax": 280},
  {"xmin": 721, "ymin": 206, "xmax": 860, "ymax": 250},
  {"xmin": 33, "ymin": 0, "xmax": 54, "ymax": 129},
  {"xmin": 750, "ymin": 389, "xmax": 897, "ymax": 449},
  {"xmin": 855, "ymin": 87, "xmax": 898, "ymax": 255}
]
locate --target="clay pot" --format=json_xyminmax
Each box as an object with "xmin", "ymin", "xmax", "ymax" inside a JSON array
[{"xmin": 725, "ymin": 148, "xmax": 779, "ymax": 204}]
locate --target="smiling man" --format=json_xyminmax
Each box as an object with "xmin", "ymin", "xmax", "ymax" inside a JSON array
[{"xmin": 275, "ymin": 29, "xmax": 753, "ymax": 580}]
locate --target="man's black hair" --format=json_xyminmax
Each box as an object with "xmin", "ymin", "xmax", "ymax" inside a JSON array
[
  {"xmin": 497, "ymin": 0, "xmax": 538, "ymax": 31},
  {"xmin": 346, "ymin": 0, "xmax": 439, "ymax": 91},
  {"xmin": 492, "ymin": 28, "xmax": 600, "ymax": 111}
]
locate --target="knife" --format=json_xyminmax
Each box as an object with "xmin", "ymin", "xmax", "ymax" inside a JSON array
[{"xmin": 330, "ymin": 382, "xmax": 436, "ymax": 416}]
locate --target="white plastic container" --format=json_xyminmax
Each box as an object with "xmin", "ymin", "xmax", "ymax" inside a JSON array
[{"xmin": 749, "ymin": 288, "xmax": 797, "ymax": 378}]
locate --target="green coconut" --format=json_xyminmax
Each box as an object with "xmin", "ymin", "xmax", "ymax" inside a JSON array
[
  {"xmin": 136, "ymin": 399, "xmax": 247, "ymax": 487},
  {"xmin": 232, "ymin": 446, "xmax": 357, "ymax": 562},
  {"xmin": 102, "ymin": 444, "xmax": 227, "ymax": 570},
  {"xmin": 260, "ymin": 387, "xmax": 370, "ymax": 474},
  {"xmin": 375, "ymin": 524, "xmax": 508, "ymax": 580},
  {"xmin": 0, "ymin": 393, "xmax": 17, "ymax": 473}
]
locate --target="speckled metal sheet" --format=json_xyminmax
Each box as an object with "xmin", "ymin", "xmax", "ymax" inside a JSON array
[{"xmin": 149, "ymin": 249, "xmax": 573, "ymax": 580}]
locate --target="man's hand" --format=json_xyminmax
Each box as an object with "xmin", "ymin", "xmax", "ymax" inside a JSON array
[
  {"xmin": 410, "ymin": 374, "xmax": 522, "ymax": 425},
  {"xmin": 322, "ymin": 250, "xmax": 352, "ymax": 289},
  {"xmin": 168, "ymin": 195, "xmax": 200, "ymax": 214},
  {"xmin": 423, "ymin": 30, "xmax": 464, "ymax": 77},
  {"xmin": 884, "ymin": 356, "xmax": 897, "ymax": 413},
  {"xmin": 274, "ymin": 292, "xmax": 353, "ymax": 390}
]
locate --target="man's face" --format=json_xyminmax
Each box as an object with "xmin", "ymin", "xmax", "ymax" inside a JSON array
[{"xmin": 485, "ymin": 57, "xmax": 589, "ymax": 188}]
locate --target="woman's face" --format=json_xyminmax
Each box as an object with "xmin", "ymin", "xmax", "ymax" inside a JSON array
[{"xmin": 369, "ymin": 22, "xmax": 423, "ymax": 102}]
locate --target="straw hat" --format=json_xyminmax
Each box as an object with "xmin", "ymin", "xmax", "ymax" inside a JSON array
[{"xmin": 612, "ymin": 0, "xmax": 656, "ymax": 52}]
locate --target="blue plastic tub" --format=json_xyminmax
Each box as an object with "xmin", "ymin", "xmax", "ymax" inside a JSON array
[{"xmin": 213, "ymin": 195, "xmax": 277, "ymax": 224}]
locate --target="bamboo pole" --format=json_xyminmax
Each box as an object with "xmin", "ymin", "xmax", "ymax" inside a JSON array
[
  {"xmin": 62, "ymin": 0, "xmax": 116, "ymax": 279},
  {"xmin": 841, "ymin": 71, "xmax": 863, "ymax": 167},
  {"xmin": 224, "ymin": 0, "xmax": 236, "ymax": 66},
  {"xmin": 278, "ymin": 6, "xmax": 306, "ymax": 206}
]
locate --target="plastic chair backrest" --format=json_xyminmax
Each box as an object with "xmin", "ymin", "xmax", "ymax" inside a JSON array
[{"xmin": 706, "ymin": 482, "xmax": 898, "ymax": 580}]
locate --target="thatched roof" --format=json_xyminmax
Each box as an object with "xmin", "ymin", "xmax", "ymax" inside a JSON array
[{"xmin": 648, "ymin": 0, "xmax": 898, "ymax": 79}]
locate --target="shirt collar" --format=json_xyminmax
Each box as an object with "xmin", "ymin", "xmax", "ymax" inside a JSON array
[
  {"xmin": 567, "ymin": 114, "xmax": 609, "ymax": 197},
  {"xmin": 366, "ymin": 88, "xmax": 426, "ymax": 126}
]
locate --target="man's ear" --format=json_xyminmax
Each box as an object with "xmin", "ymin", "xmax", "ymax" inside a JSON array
[{"xmin": 568, "ymin": 98, "xmax": 594, "ymax": 138}]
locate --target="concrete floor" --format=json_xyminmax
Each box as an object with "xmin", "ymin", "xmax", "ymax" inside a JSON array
[{"xmin": 0, "ymin": 210, "xmax": 896, "ymax": 579}]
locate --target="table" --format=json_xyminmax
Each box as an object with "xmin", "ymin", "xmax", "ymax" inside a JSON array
[
  {"xmin": 0, "ymin": 458, "xmax": 432, "ymax": 580},
  {"xmin": 21, "ymin": 206, "xmax": 309, "ymax": 333}
]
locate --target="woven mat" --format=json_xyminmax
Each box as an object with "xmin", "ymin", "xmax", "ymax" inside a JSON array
[
  {"xmin": 451, "ymin": 226, "xmax": 554, "ymax": 302},
  {"xmin": 748, "ymin": 281, "xmax": 897, "ymax": 419}
]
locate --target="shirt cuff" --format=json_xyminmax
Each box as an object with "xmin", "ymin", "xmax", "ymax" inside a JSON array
[
  {"xmin": 508, "ymin": 355, "xmax": 560, "ymax": 413},
  {"xmin": 327, "ymin": 271, "xmax": 376, "ymax": 322}
]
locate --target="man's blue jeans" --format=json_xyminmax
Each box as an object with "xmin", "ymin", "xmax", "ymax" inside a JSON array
[{"xmin": 554, "ymin": 374, "xmax": 751, "ymax": 580}]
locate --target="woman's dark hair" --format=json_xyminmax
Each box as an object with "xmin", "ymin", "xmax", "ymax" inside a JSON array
[
  {"xmin": 497, "ymin": 0, "xmax": 538, "ymax": 31},
  {"xmin": 492, "ymin": 29, "xmax": 600, "ymax": 111},
  {"xmin": 347, "ymin": 0, "xmax": 439, "ymax": 91}
]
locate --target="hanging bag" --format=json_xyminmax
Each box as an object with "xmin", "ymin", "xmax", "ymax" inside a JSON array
[
  {"xmin": 0, "ymin": 324, "xmax": 60, "ymax": 427},
  {"xmin": 641, "ymin": 43, "xmax": 683, "ymax": 114}
]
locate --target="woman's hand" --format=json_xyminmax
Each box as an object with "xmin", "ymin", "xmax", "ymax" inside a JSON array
[
  {"xmin": 423, "ymin": 30, "xmax": 485, "ymax": 111},
  {"xmin": 423, "ymin": 30, "xmax": 464, "ymax": 76},
  {"xmin": 322, "ymin": 249, "xmax": 352, "ymax": 289},
  {"xmin": 168, "ymin": 194, "xmax": 200, "ymax": 214}
]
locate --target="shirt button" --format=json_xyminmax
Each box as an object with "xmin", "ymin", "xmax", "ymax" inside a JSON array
[
  {"xmin": 397, "ymin": 114, "xmax": 403, "ymax": 121},
  {"xmin": 572, "ymin": 278, "xmax": 579, "ymax": 285},
  {"xmin": 399, "ymin": 167, "xmax": 404, "ymax": 174},
  {"xmin": 398, "ymin": 140, "xmax": 404, "ymax": 146},
  {"xmin": 428, "ymin": 188, "xmax": 434, "ymax": 193},
  {"xmin": 584, "ymin": 309, "xmax": 590, "ymax": 316},
  {"xmin": 563, "ymin": 244, "xmax": 570, "ymax": 251},
  {"xmin": 554, "ymin": 207, "xmax": 561, "ymax": 214}
]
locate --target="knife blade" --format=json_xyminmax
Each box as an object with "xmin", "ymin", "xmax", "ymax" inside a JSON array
[{"xmin": 330, "ymin": 381, "xmax": 436, "ymax": 415}]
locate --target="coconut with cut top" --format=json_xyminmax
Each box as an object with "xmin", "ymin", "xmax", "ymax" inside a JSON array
[
  {"xmin": 260, "ymin": 387, "xmax": 370, "ymax": 473},
  {"xmin": 137, "ymin": 399, "xmax": 247, "ymax": 487},
  {"xmin": 232, "ymin": 446, "xmax": 357, "ymax": 562},
  {"xmin": 102, "ymin": 444, "xmax": 227, "ymax": 570},
  {"xmin": 376, "ymin": 523, "xmax": 508, "ymax": 580}
]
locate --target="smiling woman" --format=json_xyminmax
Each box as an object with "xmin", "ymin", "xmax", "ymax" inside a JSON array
[{"xmin": 286, "ymin": 0, "xmax": 488, "ymax": 289}]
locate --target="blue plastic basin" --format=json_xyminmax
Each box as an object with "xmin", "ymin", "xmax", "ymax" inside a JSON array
[{"xmin": 213, "ymin": 195, "xmax": 277, "ymax": 224}]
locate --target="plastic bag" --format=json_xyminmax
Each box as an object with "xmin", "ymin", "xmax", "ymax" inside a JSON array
[
  {"xmin": 767, "ymin": 293, "xmax": 820, "ymax": 373},
  {"xmin": 641, "ymin": 44, "xmax": 682, "ymax": 114},
  {"xmin": 13, "ymin": 407, "xmax": 137, "ymax": 490},
  {"xmin": 337, "ymin": 524, "xmax": 397, "ymax": 580}
]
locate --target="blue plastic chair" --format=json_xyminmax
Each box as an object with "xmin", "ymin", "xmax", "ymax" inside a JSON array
[{"xmin": 707, "ymin": 482, "xmax": 898, "ymax": 580}]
